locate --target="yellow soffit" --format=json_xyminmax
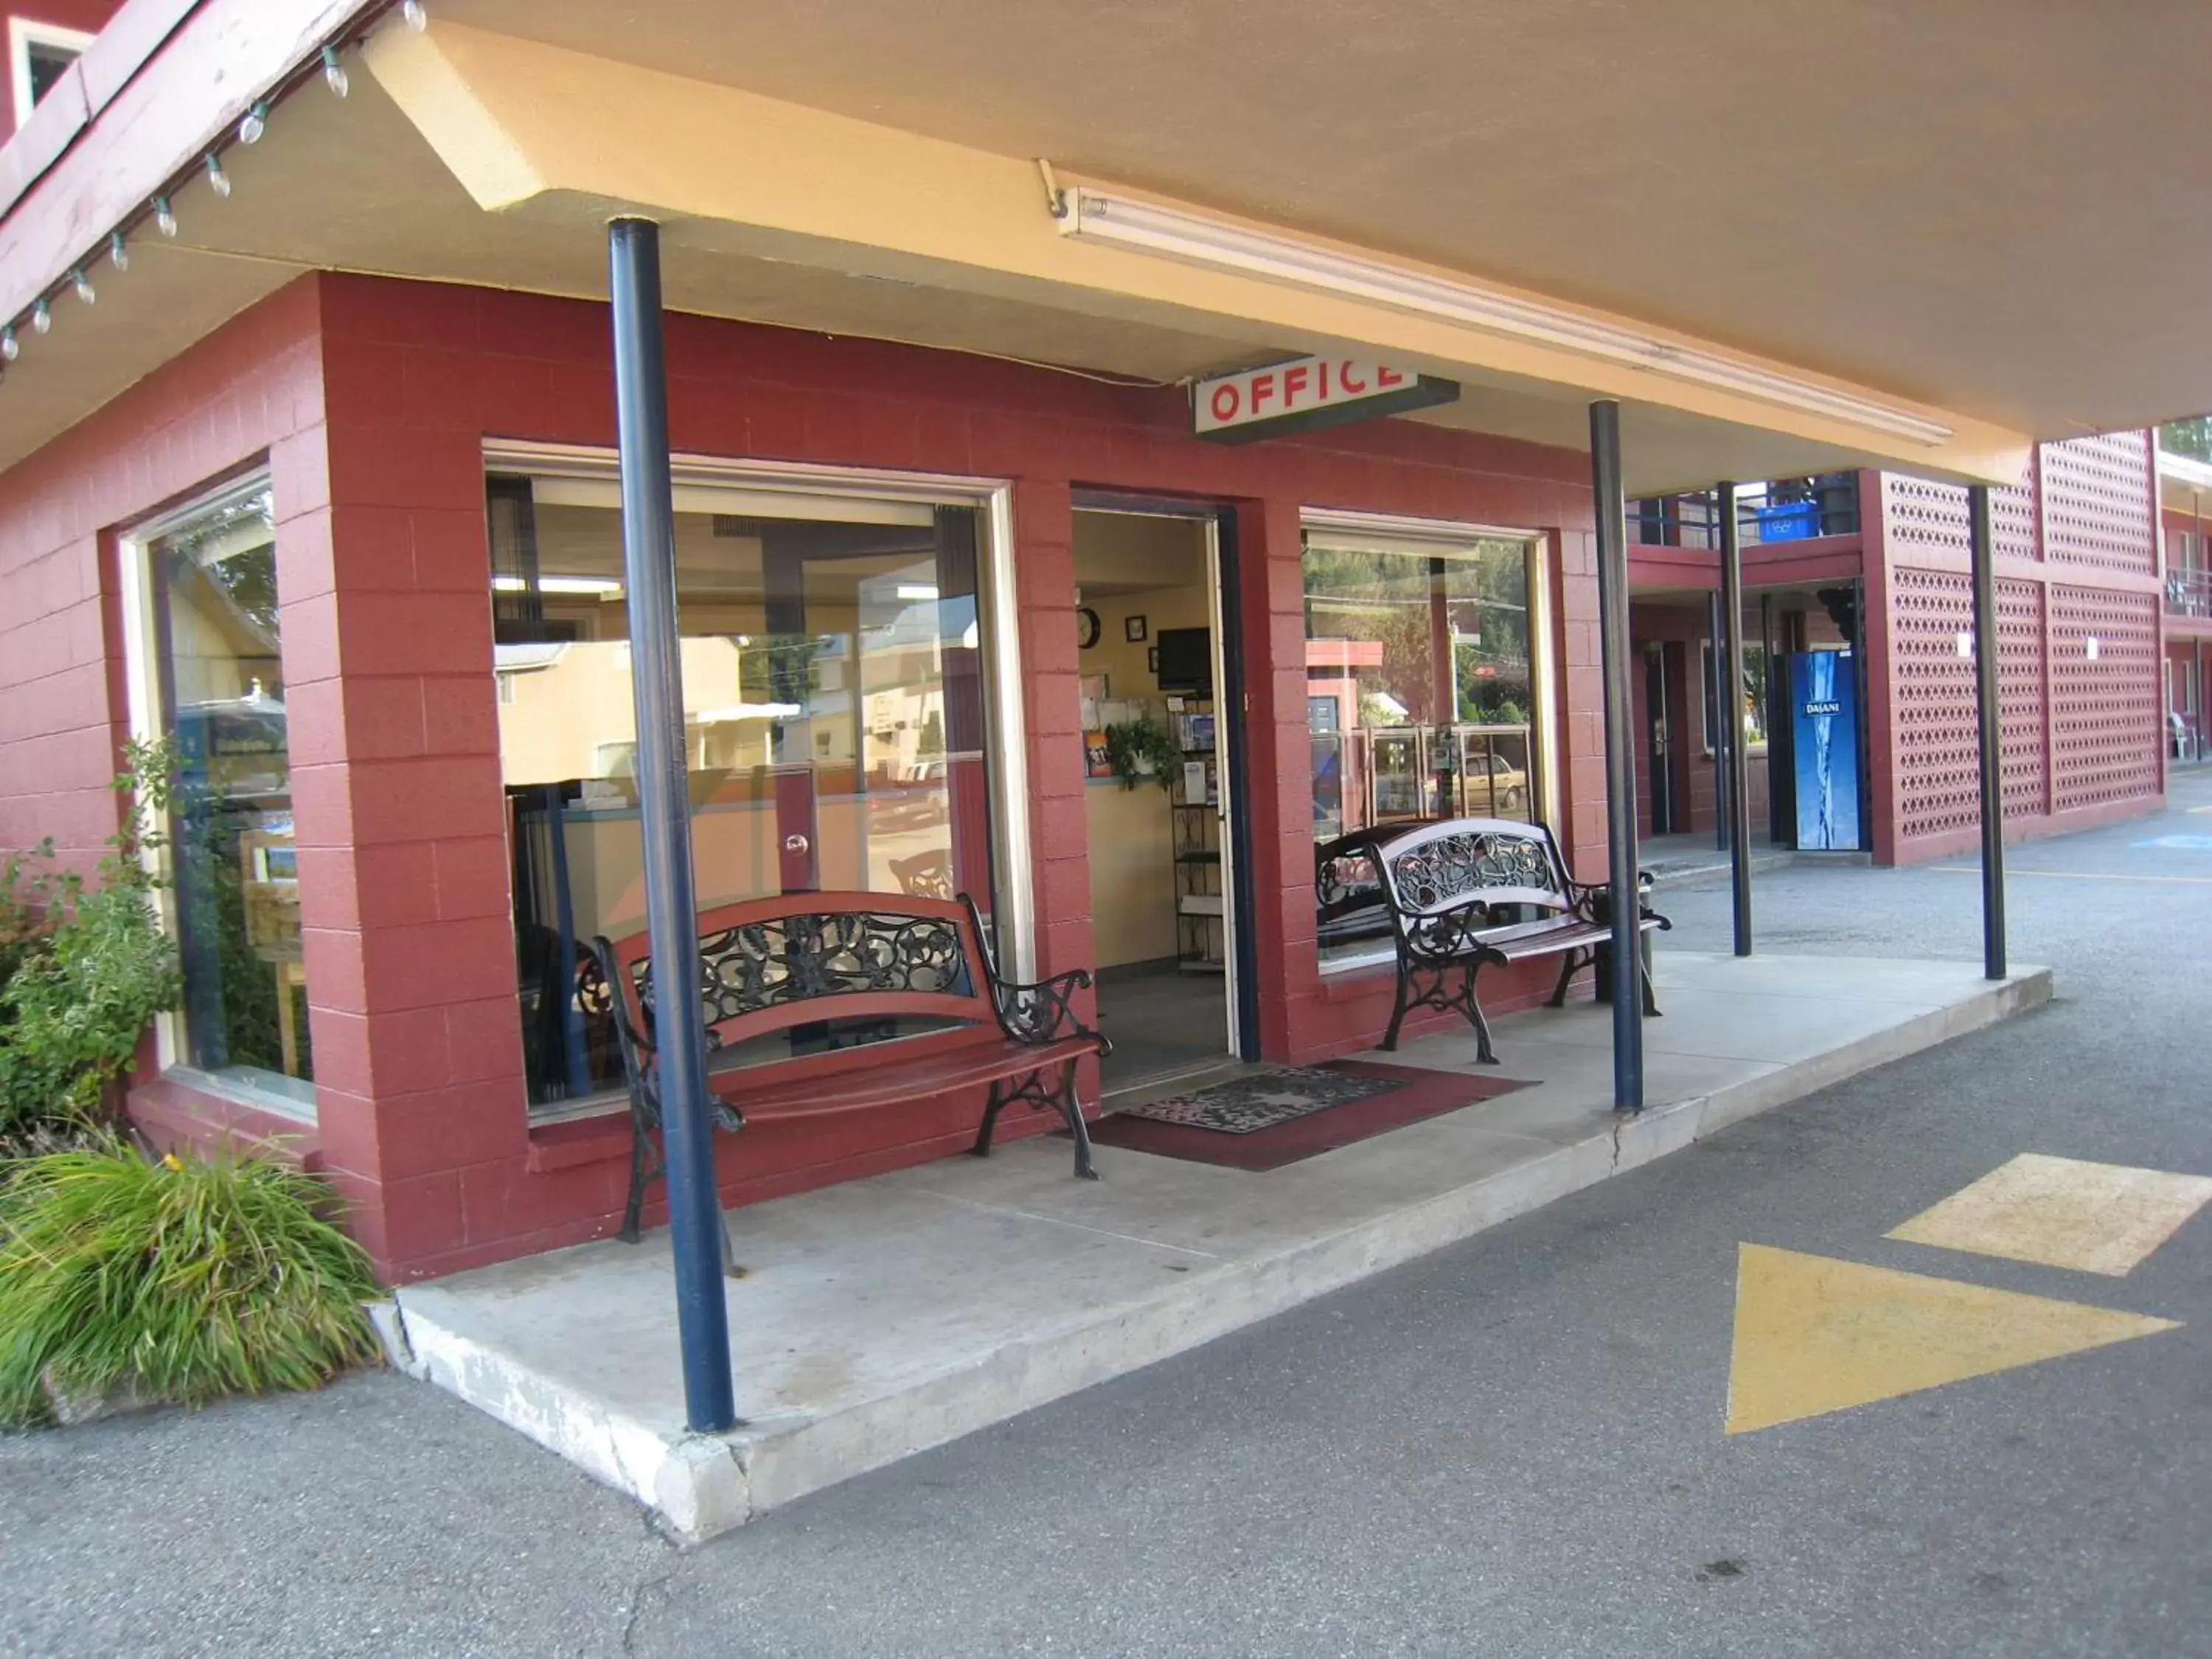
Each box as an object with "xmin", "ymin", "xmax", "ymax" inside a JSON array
[{"xmin": 364, "ymin": 21, "xmax": 2028, "ymax": 483}]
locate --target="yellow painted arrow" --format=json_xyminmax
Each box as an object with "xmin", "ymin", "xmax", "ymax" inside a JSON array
[{"xmin": 1726, "ymin": 1244, "xmax": 2179, "ymax": 1435}]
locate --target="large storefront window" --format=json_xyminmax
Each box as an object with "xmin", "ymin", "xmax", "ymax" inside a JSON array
[
  {"xmin": 1305, "ymin": 521, "xmax": 1545, "ymax": 967},
  {"xmin": 490, "ymin": 467, "xmax": 1006, "ymax": 1110},
  {"xmin": 139, "ymin": 483, "xmax": 313, "ymax": 1103}
]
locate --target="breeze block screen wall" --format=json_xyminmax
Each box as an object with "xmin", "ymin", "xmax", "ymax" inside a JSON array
[{"xmin": 1867, "ymin": 432, "xmax": 2163, "ymax": 864}]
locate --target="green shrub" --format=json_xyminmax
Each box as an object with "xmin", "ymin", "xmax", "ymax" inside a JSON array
[
  {"xmin": 0, "ymin": 838, "xmax": 69, "ymax": 1001},
  {"xmin": 0, "ymin": 740, "xmax": 182, "ymax": 1148},
  {"xmin": 0, "ymin": 1139, "xmax": 380, "ymax": 1427}
]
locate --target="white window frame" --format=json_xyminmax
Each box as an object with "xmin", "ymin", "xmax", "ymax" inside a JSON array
[
  {"xmin": 8, "ymin": 18, "xmax": 93, "ymax": 132},
  {"xmin": 481, "ymin": 439, "xmax": 1036, "ymax": 987},
  {"xmin": 1300, "ymin": 506, "xmax": 1555, "ymax": 976},
  {"xmin": 119, "ymin": 470, "xmax": 319, "ymax": 1121}
]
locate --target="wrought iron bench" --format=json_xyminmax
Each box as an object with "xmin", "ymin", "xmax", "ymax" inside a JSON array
[
  {"xmin": 1315, "ymin": 821, "xmax": 1438, "ymax": 957},
  {"xmin": 589, "ymin": 890, "xmax": 1109, "ymax": 1244},
  {"xmin": 1374, "ymin": 817, "xmax": 1669, "ymax": 1060}
]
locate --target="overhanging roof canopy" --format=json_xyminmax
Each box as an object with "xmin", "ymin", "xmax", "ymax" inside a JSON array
[{"xmin": 1, "ymin": 0, "xmax": 2206, "ymax": 491}]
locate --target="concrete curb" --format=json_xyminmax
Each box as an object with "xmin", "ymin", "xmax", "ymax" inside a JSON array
[{"xmin": 393, "ymin": 964, "xmax": 2052, "ymax": 1542}]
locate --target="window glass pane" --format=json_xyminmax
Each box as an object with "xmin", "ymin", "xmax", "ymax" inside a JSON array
[
  {"xmin": 1304, "ymin": 531, "xmax": 1540, "ymax": 967},
  {"xmin": 26, "ymin": 43, "xmax": 78, "ymax": 111},
  {"xmin": 491, "ymin": 476, "xmax": 998, "ymax": 1110},
  {"xmin": 1702, "ymin": 640, "xmax": 1771, "ymax": 752},
  {"xmin": 148, "ymin": 486, "xmax": 312, "ymax": 1099}
]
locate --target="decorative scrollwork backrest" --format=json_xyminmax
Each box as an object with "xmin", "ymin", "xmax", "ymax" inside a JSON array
[
  {"xmin": 1378, "ymin": 817, "xmax": 1569, "ymax": 922},
  {"xmin": 1315, "ymin": 842, "xmax": 1386, "ymax": 921},
  {"xmin": 605, "ymin": 891, "xmax": 992, "ymax": 1049}
]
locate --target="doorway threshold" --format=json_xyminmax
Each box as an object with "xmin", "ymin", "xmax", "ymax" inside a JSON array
[{"xmin": 1100, "ymin": 1056, "xmax": 1259, "ymax": 1113}]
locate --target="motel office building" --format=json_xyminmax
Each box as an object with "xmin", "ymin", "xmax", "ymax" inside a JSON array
[
  {"xmin": 1, "ymin": 272, "xmax": 1622, "ymax": 1279},
  {"xmin": 1, "ymin": 276, "xmax": 2171, "ymax": 1284},
  {"xmin": 0, "ymin": 4, "xmax": 2176, "ymax": 1286}
]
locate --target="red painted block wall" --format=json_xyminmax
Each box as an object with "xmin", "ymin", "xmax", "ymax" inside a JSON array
[
  {"xmin": 0, "ymin": 278, "xmax": 337, "ymax": 1154},
  {"xmin": 1627, "ymin": 600, "xmax": 1773, "ymax": 841},
  {"xmin": 0, "ymin": 271, "xmax": 1608, "ymax": 1279}
]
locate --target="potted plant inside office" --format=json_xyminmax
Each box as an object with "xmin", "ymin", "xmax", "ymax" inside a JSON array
[{"xmin": 1103, "ymin": 715, "xmax": 1180, "ymax": 790}]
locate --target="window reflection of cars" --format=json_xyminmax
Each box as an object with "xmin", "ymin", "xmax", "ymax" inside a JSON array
[
  {"xmin": 872, "ymin": 754, "xmax": 960, "ymax": 831},
  {"xmin": 1464, "ymin": 749, "xmax": 1529, "ymax": 815}
]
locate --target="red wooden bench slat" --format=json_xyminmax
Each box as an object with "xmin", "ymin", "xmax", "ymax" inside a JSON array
[
  {"xmin": 593, "ymin": 889, "xmax": 1110, "ymax": 1244},
  {"xmin": 711, "ymin": 1034, "xmax": 1104, "ymax": 1120}
]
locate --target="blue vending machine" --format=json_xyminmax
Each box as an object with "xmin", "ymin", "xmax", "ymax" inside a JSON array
[{"xmin": 1789, "ymin": 650, "xmax": 1861, "ymax": 852}]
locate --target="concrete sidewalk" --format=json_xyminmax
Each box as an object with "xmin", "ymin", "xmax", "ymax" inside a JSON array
[
  {"xmin": 383, "ymin": 950, "xmax": 2050, "ymax": 1541},
  {"xmin": 1637, "ymin": 830, "xmax": 1805, "ymax": 887}
]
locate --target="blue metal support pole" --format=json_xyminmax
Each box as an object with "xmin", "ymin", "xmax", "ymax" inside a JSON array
[
  {"xmin": 1967, "ymin": 482, "xmax": 2008, "ymax": 981},
  {"xmin": 1590, "ymin": 400, "xmax": 1644, "ymax": 1112},
  {"xmin": 608, "ymin": 217, "xmax": 737, "ymax": 1433},
  {"xmin": 1718, "ymin": 481, "xmax": 1753, "ymax": 956},
  {"xmin": 1708, "ymin": 588, "xmax": 1729, "ymax": 854}
]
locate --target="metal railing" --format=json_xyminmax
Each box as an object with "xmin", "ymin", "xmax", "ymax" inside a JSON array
[
  {"xmin": 2168, "ymin": 567, "xmax": 2212, "ymax": 619},
  {"xmin": 1628, "ymin": 473, "xmax": 1860, "ymax": 551}
]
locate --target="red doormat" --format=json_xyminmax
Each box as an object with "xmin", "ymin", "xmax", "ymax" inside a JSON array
[{"xmin": 1088, "ymin": 1061, "xmax": 1530, "ymax": 1172}]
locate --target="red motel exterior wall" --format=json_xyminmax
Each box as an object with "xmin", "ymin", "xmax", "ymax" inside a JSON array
[
  {"xmin": 1864, "ymin": 434, "xmax": 2166, "ymax": 865},
  {"xmin": 0, "ymin": 272, "xmax": 1607, "ymax": 1281},
  {"xmin": 0, "ymin": 276, "xmax": 330, "ymax": 1172},
  {"xmin": 0, "ymin": 0, "xmax": 123, "ymax": 134},
  {"xmin": 2160, "ymin": 505, "xmax": 2211, "ymax": 751}
]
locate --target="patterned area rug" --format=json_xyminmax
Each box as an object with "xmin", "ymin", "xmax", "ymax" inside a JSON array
[
  {"xmin": 1113, "ymin": 1067, "xmax": 1397, "ymax": 1134},
  {"xmin": 1090, "ymin": 1062, "xmax": 1530, "ymax": 1172}
]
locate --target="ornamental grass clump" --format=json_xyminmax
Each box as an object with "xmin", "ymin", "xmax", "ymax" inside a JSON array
[{"xmin": 0, "ymin": 1139, "xmax": 380, "ymax": 1427}]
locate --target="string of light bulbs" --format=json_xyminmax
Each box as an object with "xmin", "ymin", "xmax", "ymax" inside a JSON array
[{"xmin": 0, "ymin": 0, "xmax": 430, "ymax": 383}]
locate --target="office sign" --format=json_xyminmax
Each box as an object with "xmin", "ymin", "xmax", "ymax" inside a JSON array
[{"xmin": 1192, "ymin": 356, "xmax": 1458, "ymax": 443}]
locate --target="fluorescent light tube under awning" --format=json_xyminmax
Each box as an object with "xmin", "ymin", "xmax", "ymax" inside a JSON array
[{"xmin": 1059, "ymin": 187, "xmax": 1952, "ymax": 448}]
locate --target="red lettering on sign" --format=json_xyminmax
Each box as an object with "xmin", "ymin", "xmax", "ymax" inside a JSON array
[
  {"xmin": 1376, "ymin": 366, "xmax": 1405, "ymax": 388},
  {"xmin": 1251, "ymin": 372, "xmax": 1276, "ymax": 413},
  {"xmin": 1319, "ymin": 361, "xmax": 1332, "ymax": 398},
  {"xmin": 1340, "ymin": 362, "xmax": 1368, "ymax": 394},
  {"xmin": 1283, "ymin": 364, "xmax": 1310, "ymax": 406},
  {"xmin": 1210, "ymin": 383, "xmax": 1240, "ymax": 424}
]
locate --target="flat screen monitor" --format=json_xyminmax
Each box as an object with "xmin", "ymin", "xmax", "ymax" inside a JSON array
[{"xmin": 1155, "ymin": 626, "xmax": 1212, "ymax": 692}]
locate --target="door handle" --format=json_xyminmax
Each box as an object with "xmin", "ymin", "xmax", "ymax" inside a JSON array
[{"xmin": 784, "ymin": 833, "xmax": 810, "ymax": 855}]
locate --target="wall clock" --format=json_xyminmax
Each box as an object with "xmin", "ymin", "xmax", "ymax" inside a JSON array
[{"xmin": 1077, "ymin": 607, "xmax": 1102, "ymax": 650}]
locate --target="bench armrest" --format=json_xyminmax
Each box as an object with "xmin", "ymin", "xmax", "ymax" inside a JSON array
[
  {"xmin": 1397, "ymin": 896, "xmax": 1506, "ymax": 962},
  {"xmin": 1565, "ymin": 878, "xmax": 1672, "ymax": 931},
  {"xmin": 989, "ymin": 965, "xmax": 1113, "ymax": 1054}
]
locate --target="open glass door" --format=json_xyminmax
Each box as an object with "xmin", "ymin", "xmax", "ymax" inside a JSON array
[{"xmin": 1071, "ymin": 503, "xmax": 1248, "ymax": 1095}]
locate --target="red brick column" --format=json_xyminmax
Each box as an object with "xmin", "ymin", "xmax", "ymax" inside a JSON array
[
  {"xmin": 1239, "ymin": 495, "xmax": 1307, "ymax": 1062},
  {"xmin": 1009, "ymin": 478, "xmax": 1110, "ymax": 1105},
  {"xmin": 290, "ymin": 312, "xmax": 526, "ymax": 1275},
  {"xmin": 1012, "ymin": 479, "xmax": 1093, "ymax": 988}
]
